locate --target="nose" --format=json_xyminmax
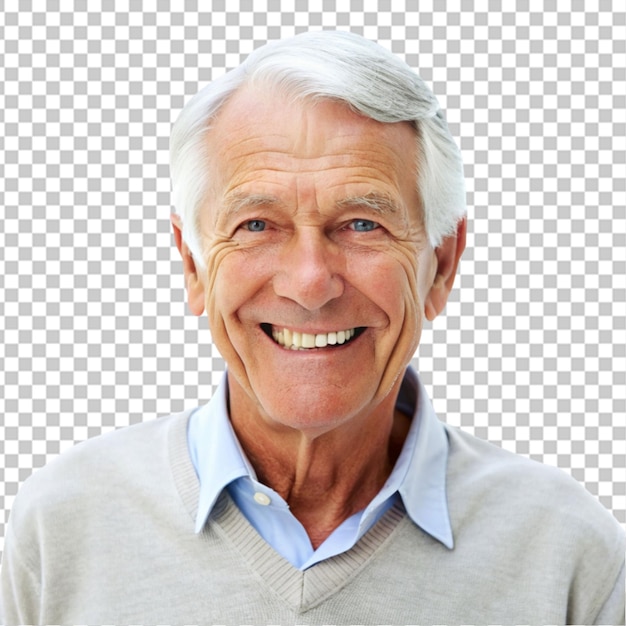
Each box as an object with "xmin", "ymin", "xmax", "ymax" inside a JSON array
[{"xmin": 272, "ymin": 229, "xmax": 344, "ymax": 311}]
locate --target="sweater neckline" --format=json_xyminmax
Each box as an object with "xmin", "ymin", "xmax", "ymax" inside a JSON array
[
  {"xmin": 209, "ymin": 491, "xmax": 408, "ymax": 612},
  {"xmin": 167, "ymin": 409, "xmax": 410, "ymax": 612}
]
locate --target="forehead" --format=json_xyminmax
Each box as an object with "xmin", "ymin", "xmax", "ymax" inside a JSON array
[{"xmin": 204, "ymin": 85, "xmax": 419, "ymax": 217}]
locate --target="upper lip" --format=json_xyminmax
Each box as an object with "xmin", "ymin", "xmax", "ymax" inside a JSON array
[
  {"xmin": 261, "ymin": 323, "xmax": 361, "ymax": 334},
  {"xmin": 261, "ymin": 322, "xmax": 363, "ymax": 335}
]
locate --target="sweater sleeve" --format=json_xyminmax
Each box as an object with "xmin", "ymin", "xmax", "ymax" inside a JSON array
[
  {"xmin": 591, "ymin": 561, "xmax": 625, "ymax": 626},
  {"xmin": 0, "ymin": 521, "xmax": 41, "ymax": 626}
]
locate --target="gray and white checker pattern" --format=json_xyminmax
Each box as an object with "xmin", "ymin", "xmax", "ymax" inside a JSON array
[{"xmin": 1, "ymin": 2, "xmax": 624, "ymax": 559}]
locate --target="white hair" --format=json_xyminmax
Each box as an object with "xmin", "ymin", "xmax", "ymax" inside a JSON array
[{"xmin": 170, "ymin": 30, "xmax": 466, "ymax": 268}]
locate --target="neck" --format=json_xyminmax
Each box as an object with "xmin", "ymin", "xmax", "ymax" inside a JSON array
[{"xmin": 228, "ymin": 376, "xmax": 409, "ymax": 548}]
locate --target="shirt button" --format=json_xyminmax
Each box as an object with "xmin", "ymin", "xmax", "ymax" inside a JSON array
[{"xmin": 253, "ymin": 492, "xmax": 271, "ymax": 506}]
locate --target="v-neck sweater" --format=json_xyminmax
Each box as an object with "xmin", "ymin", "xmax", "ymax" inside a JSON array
[
  {"xmin": 1, "ymin": 407, "xmax": 624, "ymax": 624},
  {"xmin": 188, "ymin": 368, "xmax": 453, "ymax": 569}
]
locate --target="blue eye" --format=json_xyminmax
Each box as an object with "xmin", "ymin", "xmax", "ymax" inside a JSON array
[
  {"xmin": 350, "ymin": 219, "xmax": 379, "ymax": 232},
  {"xmin": 244, "ymin": 219, "xmax": 266, "ymax": 232}
]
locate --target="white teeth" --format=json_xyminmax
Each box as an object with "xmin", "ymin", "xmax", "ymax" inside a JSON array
[
  {"xmin": 269, "ymin": 326, "xmax": 359, "ymax": 350},
  {"xmin": 315, "ymin": 334, "xmax": 328, "ymax": 348}
]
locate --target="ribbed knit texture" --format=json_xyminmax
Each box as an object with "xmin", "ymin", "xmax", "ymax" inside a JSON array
[{"xmin": 1, "ymin": 409, "xmax": 624, "ymax": 625}]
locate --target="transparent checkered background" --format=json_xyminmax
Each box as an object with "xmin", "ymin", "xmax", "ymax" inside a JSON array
[{"xmin": 1, "ymin": 1, "xmax": 625, "ymax": 558}]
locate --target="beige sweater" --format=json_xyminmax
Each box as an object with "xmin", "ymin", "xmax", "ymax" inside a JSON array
[{"xmin": 1, "ymin": 408, "xmax": 624, "ymax": 625}]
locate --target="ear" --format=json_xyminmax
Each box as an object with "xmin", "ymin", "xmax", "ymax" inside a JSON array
[
  {"xmin": 424, "ymin": 216, "xmax": 467, "ymax": 321},
  {"xmin": 171, "ymin": 213, "xmax": 206, "ymax": 316}
]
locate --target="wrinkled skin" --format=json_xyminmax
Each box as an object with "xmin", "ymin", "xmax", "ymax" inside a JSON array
[{"xmin": 174, "ymin": 84, "xmax": 465, "ymax": 442}]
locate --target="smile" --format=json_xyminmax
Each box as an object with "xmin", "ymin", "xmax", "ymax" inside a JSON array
[{"xmin": 261, "ymin": 324, "xmax": 365, "ymax": 350}]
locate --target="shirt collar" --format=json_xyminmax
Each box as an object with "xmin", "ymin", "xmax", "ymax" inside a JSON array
[
  {"xmin": 188, "ymin": 367, "xmax": 453, "ymax": 548},
  {"xmin": 396, "ymin": 367, "xmax": 454, "ymax": 549},
  {"xmin": 187, "ymin": 375, "xmax": 256, "ymax": 533}
]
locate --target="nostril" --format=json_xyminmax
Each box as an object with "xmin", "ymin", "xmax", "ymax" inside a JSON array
[{"xmin": 272, "ymin": 273, "xmax": 344, "ymax": 311}]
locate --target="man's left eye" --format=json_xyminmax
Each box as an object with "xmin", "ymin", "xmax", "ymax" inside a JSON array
[
  {"xmin": 349, "ymin": 219, "xmax": 379, "ymax": 232},
  {"xmin": 243, "ymin": 219, "xmax": 267, "ymax": 232}
]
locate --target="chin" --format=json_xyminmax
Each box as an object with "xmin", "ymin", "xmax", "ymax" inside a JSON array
[{"xmin": 252, "ymin": 383, "xmax": 381, "ymax": 436}]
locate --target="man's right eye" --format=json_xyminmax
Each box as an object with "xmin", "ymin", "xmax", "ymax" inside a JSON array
[{"xmin": 242, "ymin": 219, "xmax": 266, "ymax": 232}]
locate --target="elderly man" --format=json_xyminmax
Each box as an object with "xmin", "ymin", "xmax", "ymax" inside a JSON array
[{"xmin": 1, "ymin": 30, "xmax": 624, "ymax": 625}]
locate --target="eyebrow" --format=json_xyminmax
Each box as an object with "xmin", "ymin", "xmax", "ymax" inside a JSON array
[
  {"xmin": 220, "ymin": 192, "xmax": 280, "ymax": 222},
  {"xmin": 336, "ymin": 193, "xmax": 402, "ymax": 216},
  {"xmin": 220, "ymin": 191, "xmax": 402, "ymax": 221}
]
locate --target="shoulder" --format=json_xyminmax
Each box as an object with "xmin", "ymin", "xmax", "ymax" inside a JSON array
[
  {"xmin": 21, "ymin": 409, "xmax": 192, "ymax": 486},
  {"xmin": 8, "ymin": 409, "xmax": 194, "ymax": 533},
  {"xmin": 444, "ymin": 425, "xmax": 625, "ymax": 622},
  {"xmin": 445, "ymin": 424, "xmax": 623, "ymax": 529},
  {"xmin": 445, "ymin": 424, "xmax": 625, "ymax": 567}
]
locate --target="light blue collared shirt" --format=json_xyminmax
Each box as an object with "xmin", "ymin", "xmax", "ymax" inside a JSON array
[{"xmin": 187, "ymin": 367, "xmax": 453, "ymax": 570}]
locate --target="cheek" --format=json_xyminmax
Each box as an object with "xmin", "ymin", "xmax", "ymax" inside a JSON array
[
  {"xmin": 396, "ymin": 264, "xmax": 423, "ymax": 354},
  {"xmin": 346, "ymin": 242, "xmax": 423, "ymax": 359},
  {"xmin": 364, "ymin": 260, "xmax": 414, "ymax": 322},
  {"xmin": 202, "ymin": 239, "xmax": 259, "ymax": 375},
  {"xmin": 370, "ymin": 242, "xmax": 424, "ymax": 390},
  {"xmin": 211, "ymin": 255, "xmax": 256, "ymax": 315},
  {"xmin": 377, "ymin": 241, "xmax": 422, "ymax": 319}
]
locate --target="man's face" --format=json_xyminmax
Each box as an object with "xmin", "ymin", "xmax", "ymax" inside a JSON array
[{"xmin": 194, "ymin": 85, "xmax": 438, "ymax": 435}]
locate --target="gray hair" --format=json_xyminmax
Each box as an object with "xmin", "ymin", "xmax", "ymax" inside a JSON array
[{"xmin": 170, "ymin": 30, "xmax": 466, "ymax": 268}]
